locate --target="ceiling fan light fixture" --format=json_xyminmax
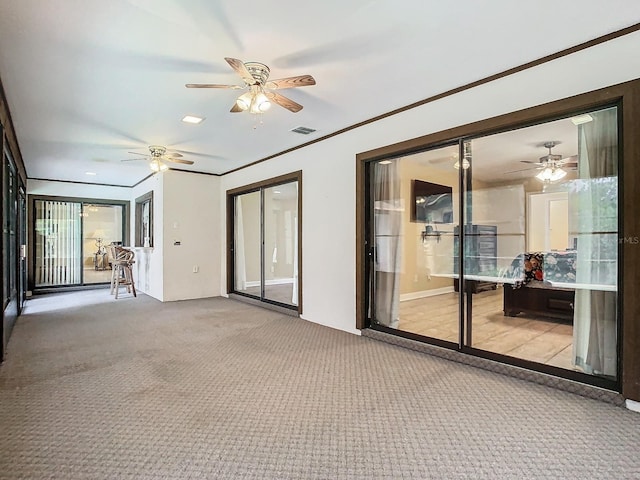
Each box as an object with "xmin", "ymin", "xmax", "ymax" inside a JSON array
[
  {"xmin": 236, "ymin": 91, "xmax": 253, "ymax": 111},
  {"xmin": 549, "ymin": 167, "xmax": 567, "ymax": 182},
  {"xmin": 535, "ymin": 167, "xmax": 553, "ymax": 182},
  {"xmin": 149, "ymin": 159, "xmax": 168, "ymax": 173},
  {"xmin": 251, "ymin": 91, "xmax": 271, "ymax": 113},
  {"xmin": 535, "ymin": 166, "xmax": 566, "ymax": 183}
]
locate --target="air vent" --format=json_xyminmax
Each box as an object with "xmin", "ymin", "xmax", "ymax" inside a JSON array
[{"xmin": 290, "ymin": 126, "xmax": 316, "ymax": 135}]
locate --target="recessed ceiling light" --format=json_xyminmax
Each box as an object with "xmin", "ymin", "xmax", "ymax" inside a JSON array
[
  {"xmin": 85, "ymin": 172, "xmax": 97, "ymax": 176},
  {"xmin": 274, "ymin": 190, "xmax": 281, "ymax": 194},
  {"xmin": 570, "ymin": 114, "xmax": 593, "ymax": 125},
  {"xmin": 379, "ymin": 160, "xmax": 392, "ymax": 165},
  {"xmin": 182, "ymin": 115, "xmax": 205, "ymax": 124}
]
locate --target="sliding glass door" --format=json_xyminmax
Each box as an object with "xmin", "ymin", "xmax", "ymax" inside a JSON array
[
  {"xmin": 82, "ymin": 204, "xmax": 124, "ymax": 284},
  {"xmin": 370, "ymin": 145, "xmax": 460, "ymax": 344},
  {"xmin": 367, "ymin": 105, "xmax": 619, "ymax": 387},
  {"xmin": 33, "ymin": 198, "xmax": 127, "ymax": 288},
  {"xmin": 233, "ymin": 190, "xmax": 261, "ymax": 296},
  {"xmin": 230, "ymin": 173, "xmax": 300, "ymax": 311},
  {"xmin": 35, "ymin": 200, "xmax": 82, "ymax": 286}
]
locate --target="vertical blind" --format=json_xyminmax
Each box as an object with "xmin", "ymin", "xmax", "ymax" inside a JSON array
[{"xmin": 35, "ymin": 200, "xmax": 82, "ymax": 286}]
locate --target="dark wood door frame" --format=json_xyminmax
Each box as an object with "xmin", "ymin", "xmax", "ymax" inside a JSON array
[
  {"xmin": 356, "ymin": 78, "xmax": 640, "ymax": 401},
  {"xmin": 226, "ymin": 170, "xmax": 303, "ymax": 313}
]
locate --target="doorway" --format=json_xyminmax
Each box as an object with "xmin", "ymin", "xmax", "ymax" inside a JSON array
[
  {"xmin": 364, "ymin": 105, "xmax": 620, "ymax": 389},
  {"xmin": 227, "ymin": 172, "xmax": 301, "ymax": 312},
  {"xmin": 30, "ymin": 197, "xmax": 128, "ymax": 290}
]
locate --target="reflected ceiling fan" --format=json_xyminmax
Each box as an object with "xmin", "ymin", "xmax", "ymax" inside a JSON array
[
  {"xmin": 505, "ymin": 141, "xmax": 577, "ymax": 182},
  {"xmin": 186, "ymin": 57, "xmax": 316, "ymax": 114},
  {"xmin": 122, "ymin": 145, "xmax": 194, "ymax": 172}
]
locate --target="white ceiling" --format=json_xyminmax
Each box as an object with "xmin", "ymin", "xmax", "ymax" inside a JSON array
[{"xmin": 1, "ymin": 1, "xmax": 639, "ymax": 186}]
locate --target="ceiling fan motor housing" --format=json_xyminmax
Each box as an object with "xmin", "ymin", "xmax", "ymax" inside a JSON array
[
  {"xmin": 540, "ymin": 141, "xmax": 562, "ymax": 163},
  {"xmin": 244, "ymin": 62, "xmax": 270, "ymax": 85},
  {"xmin": 149, "ymin": 145, "xmax": 167, "ymax": 157}
]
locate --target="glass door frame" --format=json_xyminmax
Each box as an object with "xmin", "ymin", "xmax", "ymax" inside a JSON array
[
  {"xmin": 18, "ymin": 184, "xmax": 27, "ymax": 313},
  {"xmin": 355, "ymin": 82, "xmax": 639, "ymax": 393},
  {"xmin": 27, "ymin": 195, "xmax": 130, "ymax": 291},
  {"xmin": 226, "ymin": 171, "xmax": 302, "ymax": 313}
]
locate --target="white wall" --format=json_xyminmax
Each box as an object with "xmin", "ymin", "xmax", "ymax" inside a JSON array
[
  {"xmin": 27, "ymin": 179, "xmax": 130, "ymax": 201},
  {"xmin": 219, "ymin": 31, "xmax": 640, "ymax": 335},
  {"xmin": 162, "ymin": 170, "xmax": 220, "ymax": 301},
  {"xmin": 131, "ymin": 174, "xmax": 164, "ymax": 300}
]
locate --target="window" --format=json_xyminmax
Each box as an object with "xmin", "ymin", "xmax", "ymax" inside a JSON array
[{"xmin": 135, "ymin": 192, "xmax": 153, "ymax": 248}]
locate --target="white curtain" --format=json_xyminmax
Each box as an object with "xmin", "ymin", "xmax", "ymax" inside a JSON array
[
  {"xmin": 373, "ymin": 160, "xmax": 402, "ymax": 328},
  {"xmin": 572, "ymin": 108, "xmax": 618, "ymax": 377}
]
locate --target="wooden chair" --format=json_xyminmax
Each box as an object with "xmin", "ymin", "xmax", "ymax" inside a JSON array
[{"xmin": 108, "ymin": 245, "xmax": 137, "ymax": 299}]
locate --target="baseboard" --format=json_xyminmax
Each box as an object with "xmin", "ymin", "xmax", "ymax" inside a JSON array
[
  {"xmin": 400, "ymin": 286, "xmax": 454, "ymax": 302},
  {"xmin": 626, "ymin": 399, "xmax": 640, "ymax": 413}
]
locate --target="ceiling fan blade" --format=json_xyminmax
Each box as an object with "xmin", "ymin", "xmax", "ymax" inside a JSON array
[
  {"xmin": 428, "ymin": 156, "xmax": 457, "ymax": 165},
  {"xmin": 265, "ymin": 75, "xmax": 316, "ymax": 90},
  {"xmin": 266, "ymin": 92, "xmax": 303, "ymax": 113},
  {"xmin": 503, "ymin": 166, "xmax": 544, "ymax": 174},
  {"xmin": 185, "ymin": 83, "xmax": 242, "ymax": 89},
  {"xmin": 558, "ymin": 155, "xmax": 578, "ymax": 165},
  {"xmin": 225, "ymin": 57, "xmax": 256, "ymax": 85},
  {"xmin": 520, "ymin": 160, "xmax": 543, "ymax": 164},
  {"xmin": 163, "ymin": 157, "xmax": 194, "ymax": 165},
  {"xmin": 120, "ymin": 158, "xmax": 146, "ymax": 163},
  {"xmin": 165, "ymin": 152, "xmax": 183, "ymax": 158},
  {"xmin": 230, "ymin": 103, "xmax": 243, "ymax": 113},
  {"xmin": 169, "ymin": 148, "xmax": 226, "ymax": 160},
  {"xmin": 127, "ymin": 151, "xmax": 149, "ymax": 157}
]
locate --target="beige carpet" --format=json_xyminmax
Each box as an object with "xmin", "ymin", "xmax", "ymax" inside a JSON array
[{"xmin": 0, "ymin": 290, "xmax": 638, "ymax": 479}]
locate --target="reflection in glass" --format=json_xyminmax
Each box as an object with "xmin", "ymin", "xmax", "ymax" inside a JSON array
[
  {"xmin": 82, "ymin": 204, "xmax": 123, "ymax": 284},
  {"xmin": 233, "ymin": 182, "xmax": 299, "ymax": 308},
  {"xmin": 263, "ymin": 183, "xmax": 298, "ymax": 306},
  {"xmin": 234, "ymin": 191, "xmax": 261, "ymax": 296},
  {"xmin": 368, "ymin": 106, "xmax": 619, "ymax": 380},
  {"xmin": 465, "ymin": 106, "xmax": 618, "ymax": 379},
  {"xmin": 371, "ymin": 144, "xmax": 460, "ymax": 343}
]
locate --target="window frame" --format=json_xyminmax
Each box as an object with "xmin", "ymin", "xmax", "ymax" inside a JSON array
[{"xmin": 135, "ymin": 191, "xmax": 153, "ymax": 248}]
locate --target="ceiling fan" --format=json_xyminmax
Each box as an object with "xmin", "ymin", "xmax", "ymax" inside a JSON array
[
  {"xmin": 505, "ymin": 141, "xmax": 577, "ymax": 182},
  {"xmin": 186, "ymin": 57, "xmax": 316, "ymax": 114},
  {"xmin": 122, "ymin": 145, "xmax": 194, "ymax": 172}
]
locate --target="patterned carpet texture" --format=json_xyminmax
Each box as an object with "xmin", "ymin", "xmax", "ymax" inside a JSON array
[{"xmin": 0, "ymin": 290, "xmax": 638, "ymax": 479}]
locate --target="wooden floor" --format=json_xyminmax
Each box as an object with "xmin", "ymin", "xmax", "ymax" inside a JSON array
[
  {"xmin": 399, "ymin": 287, "xmax": 575, "ymax": 370},
  {"xmin": 83, "ymin": 267, "xmax": 112, "ymax": 284}
]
